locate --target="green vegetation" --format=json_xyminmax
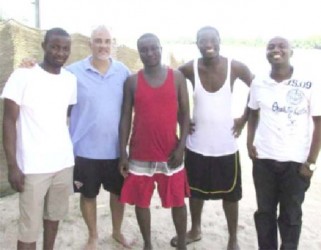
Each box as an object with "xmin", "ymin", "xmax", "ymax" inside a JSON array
[
  {"xmin": 164, "ymin": 36, "xmax": 321, "ymax": 49},
  {"xmin": 0, "ymin": 11, "xmax": 7, "ymax": 21},
  {"xmin": 291, "ymin": 36, "xmax": 321, "ymax": 49},
  {"xmin": 224, "ymin": 36, "xmax": 321, "ymax": 49}
]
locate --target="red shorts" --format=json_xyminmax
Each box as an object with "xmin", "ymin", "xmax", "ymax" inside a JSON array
[{"xmin": 120, "ymin": 168, "xmax": 190, "ymax": 208}]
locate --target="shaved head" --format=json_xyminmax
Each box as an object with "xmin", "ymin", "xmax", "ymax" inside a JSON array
[
  {"xmin": 197, "ymin": 26, "xmax": 220, "ymax": 42},
  {"xmin": 267, "ymin": 36, "xmax": 292, "ymax": 49}
]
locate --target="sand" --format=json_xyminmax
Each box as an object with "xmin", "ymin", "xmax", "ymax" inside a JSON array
[{"xmin": 1, "ymin": 138, "xmax": 321, "ymax": 250}]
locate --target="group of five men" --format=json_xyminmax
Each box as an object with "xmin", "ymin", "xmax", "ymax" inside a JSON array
[{"xmin": 2, "ymin": 24, "xmax": 320, "ymax": 250}]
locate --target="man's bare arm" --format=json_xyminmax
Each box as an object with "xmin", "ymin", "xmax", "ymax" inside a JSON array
[
  {"xmin": 3, "ymin": 99, "xmax": 24, "ymax": 192},
  {"xmin": 247, "ymin": 108, "xmax": 259, "ymax": 159},
  {"xmin": 118, "ymin": 75, "xmax": 135, "ymax": 177},
  {"xmin": 168, "ymin": 70, "xmax": 190, "ymax": 168},
  {"xmin": 298, "ymin": 116, "xmax": 321, "ymax": 180},
  {"xmin": 232, "ymin": 60, "xmax": 254, "ymax": 136},
  {"xmin": 178, "ymin": 61, "xmax": 194, "ymax": 87}
]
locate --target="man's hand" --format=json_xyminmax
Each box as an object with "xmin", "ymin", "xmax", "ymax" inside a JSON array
[
  {"xmin": 247, "ymin": 143, "xmax": 258, "ymax": 160},
  {"xmin": 19, "ymin": 58, "xmax": 37, "ymax": 68},
  {"xmin": 119, "ymin": 158, "xmax": 129, "ymax": 178},
  {"xmin": 232, "ymin": 116, "xmax": 246, "ymax": 138},
  {"xmin": 168, "ymin": 147, "xmax": 184, "ymax": 168},
  {"xmin": 298, "ymin": 163, "xmax": 313, "ymax": 182},
  {"xmin": 8, "ymin": 166, "xmax": 25, "ymax": 192}
]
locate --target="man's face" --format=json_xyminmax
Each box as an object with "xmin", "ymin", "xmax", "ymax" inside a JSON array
[
  {"xmin": 43, "ymin": 34, "xmax": 71, "ymax": 68},
  {"xmin": 197, "ymin": 30, "xmax": 220, "ymax": 59},
  {"xmin": 266, "ymin": 37, "xmax": 293, "ymax": 66},
  {"xmin": 90, "ymin": 29, "xmax": 112, "ymax": 61},
  {"xmin": 137, "ymin": 37, "xmax": 162, "ymax": 67}
]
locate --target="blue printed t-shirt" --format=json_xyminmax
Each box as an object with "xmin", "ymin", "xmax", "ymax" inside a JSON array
[{"xmin": 67, "ymin": 56, "xmax": 130, "ymax": 159}]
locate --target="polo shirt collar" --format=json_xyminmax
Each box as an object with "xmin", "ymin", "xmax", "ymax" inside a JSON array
[{"xmin": 84, "ymin": 56, "xmax": 115, "ymax": 76}]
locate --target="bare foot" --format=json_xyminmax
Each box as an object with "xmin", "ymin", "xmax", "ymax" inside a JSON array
[
  {"xmin": 170, "ymin": 231, "xmax": 202, "ymax": 247},
  {"xmin": 227, "ymin": 238, "xmax": 240, "ymax": 250},
  {"xmin": 143, "ymin": 243, "xmax": 153, "ymax": 250},
  {"xmin": 112, "ymin": 232, "xmax": 135, "ymax": 248},
  {"xmin": 176, "ymin": 244, "xmax": 187, "ymax": 250},
  {"xmin": 83, "ymin": 237, "xmax": 98, "ymax": 250}
]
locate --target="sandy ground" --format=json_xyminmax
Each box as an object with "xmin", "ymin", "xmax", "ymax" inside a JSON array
[{"xmin": 1, "ymin": 139, "xmax": 321, "ymax": 250}]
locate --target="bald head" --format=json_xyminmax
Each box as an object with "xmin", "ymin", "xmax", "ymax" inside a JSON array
[
  {"xmin": 267, "ymin": 36, "xmax": 292, "ymax": 50},
  {"xmin": 90, "ymin": 25, "xmax": 111, "ymax": 43},
  {"xmin": 266, "ymin": 36, "xmax": 293, "ymax": 66},
  {"xmin": 196, "ymin": 26, "xmax": 220, "ymax": 43},
  {"xmin": 137, "ymin": 33, "xmax": 160, "ymax": 48}
]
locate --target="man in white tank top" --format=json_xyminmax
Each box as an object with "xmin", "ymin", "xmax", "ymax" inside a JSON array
[{"xmin": 170, "ymin": 26, "xmax": 253, "ymax": 250}]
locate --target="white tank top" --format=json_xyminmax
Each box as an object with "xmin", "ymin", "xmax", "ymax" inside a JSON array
[{"xmin": 186, "ymin": 58, "xmax": 238, "ymax": 156}]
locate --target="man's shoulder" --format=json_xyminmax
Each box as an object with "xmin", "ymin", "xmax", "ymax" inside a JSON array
[
  {"xmin": 127, "ymin": 71, "xmax": 138, "ymax": 82},
  {"xmin": 9, "ymin": 65, "xmax": 42, "ymax": 81},
  {"xmin": 111, "ymin": 59, "xmax": 130, "ymax": 73},
  {"xmin": 251, "ymin": 74, "xmax": 271, "ymax": 87},
  {"xmin": 60, "ymin": 68, "xmax": 77, "ymax": 81},
  {"xmin": 292, "ymin": 67, "xmax": 319, "ymax": 81},
  {"xmin": 179, "ymin": 60, "xmax": 193, "ymax": 70},
  {"xmin": 178, "ymin": 60, "xmax": 194, "ymax": 79},
  {"xmin": 231, "ymin": 58, "xmax": 248, "ymax": 71},
  {"xmin": 66, "ymin": 58, "xmax": 87, "ymax": 71},
  {"xmin": 171, "ymin": 67, "xmax": 184, "ymax": 78},
  {"xmin": 10, "ymin": 67, "xmax": 31, "ymax": 78}
]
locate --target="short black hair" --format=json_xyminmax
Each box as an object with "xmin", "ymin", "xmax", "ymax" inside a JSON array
[
  {"xmin": 137, "ymin": 33, "xmax": 160, "ymax": 48},
  {"xmin": 44, "ymin": 27, "xmax": 70, "ymax": 44},
  {"xmin": 196, "ymin": 26, "xmax": 220, "ymax": 41}
]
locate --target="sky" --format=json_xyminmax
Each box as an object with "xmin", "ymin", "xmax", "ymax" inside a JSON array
[{"xmin": 0, "ymin": 0, "xmax": 320, "ymax": 43}]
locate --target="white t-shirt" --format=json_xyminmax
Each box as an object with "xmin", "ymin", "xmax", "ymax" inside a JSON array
[
  {"xmin": 248, "ymin": 69, "xmax": 321, "ymax": 163},
  {"xmin": 2, "ymin": 65, "xmax": 77, "ymax": 174}
]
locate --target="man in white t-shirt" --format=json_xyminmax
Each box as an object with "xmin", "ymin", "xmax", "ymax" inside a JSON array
[
  {"xmin": 247, "ymin": 36, "xmax": 321, "ymax": 250},
  {"xmin": 2, "ymin": 28, "xmax": 77, "ymax": 250}
]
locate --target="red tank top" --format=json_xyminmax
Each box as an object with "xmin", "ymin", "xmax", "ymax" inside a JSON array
[{"xmin": 129, "ymin": 68, "xmax": 178, "ymax": 161}]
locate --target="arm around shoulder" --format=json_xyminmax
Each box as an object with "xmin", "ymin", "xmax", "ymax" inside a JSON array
[
  {"xmin": 178, "ymin": 61, "xmax": 194, "ymax": 85},
  {"xmin": 232, "ymin": 60, "xmax": 254, "ymax": 87}
]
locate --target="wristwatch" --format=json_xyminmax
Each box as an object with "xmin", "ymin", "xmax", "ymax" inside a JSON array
[{"xmin": 304, "ymin": 161, "xmax": 317, "ymax": 171}]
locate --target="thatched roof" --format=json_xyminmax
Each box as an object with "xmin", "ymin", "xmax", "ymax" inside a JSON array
[
  {"xmin": 0, "ymin": 19, "xmax": 43, "ymax": 91},
  {"xmin": 0, "ymin": 19, "xmax": 94, "ymax": 92}
]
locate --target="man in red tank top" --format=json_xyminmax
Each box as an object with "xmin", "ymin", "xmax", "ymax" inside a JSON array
[{"xmin": 119, "ymin": 33, "xmax": 190, "ymax": 250}]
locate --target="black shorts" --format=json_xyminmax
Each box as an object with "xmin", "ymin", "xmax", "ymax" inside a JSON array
[
  {"xmin": 185, "ymin": 149, "xmax": 242, "ymax": 202},
  {"xmin": 73, "ymin": 156, "xmax": 124, "ymax": 198}
]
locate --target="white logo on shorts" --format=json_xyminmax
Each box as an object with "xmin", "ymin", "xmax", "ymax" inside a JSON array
[{"xmin": 74, "ymin": 181, "xmax": 83, "ymax": 189}]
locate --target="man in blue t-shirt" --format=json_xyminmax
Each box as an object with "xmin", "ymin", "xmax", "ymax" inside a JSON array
[{"xmin": 67, "ymin": 25, "xmax": 131, "ymax": 249}]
